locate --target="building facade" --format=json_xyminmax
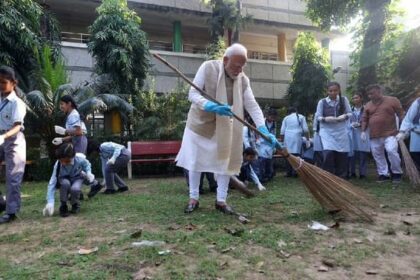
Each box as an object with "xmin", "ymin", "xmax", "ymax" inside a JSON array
[{"xmin": 41, "ymin": 0, "xmax": 350, "ymax": 105}]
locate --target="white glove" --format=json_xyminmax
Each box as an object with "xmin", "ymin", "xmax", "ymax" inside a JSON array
[
  {"xmin": 351, "ymin": 122, "xmax": 361, "ymax": 128},
  {"xmin": 324, "ymin": 116, "xmax": 338, "ymax": 123},
  {"xmin": 42, "ymin": 202, "xmax": 54, "ymax": 217},
  {"xmin": 86, "ymin": 172, "xmax": 95, "ymax": 183},
  {"xmin": 107, "ymin": 158, "xmax": 116, "ymax": 165},
  {"xmin": 0, "ymin": 135, "xmax": 4, "ymax": 146},
  {"xmin": 54, "ymin": 125, "xmax": 66, "ymax": 135},
  {"xmin": 361, "ymin": 131, "xmax": 367, "ymax": 142},
  {"xmin": 336, "ymin": 114, "xmax": 348, "ymax": 122},
  {"xmin": 396, "ymin": 132, "xmax": 406, "ymax": 141},
  {"xmin": 257, "ymin": 183, "xmax": 266, "ymax": 191},
  {"xmin": 317, "ymin": 116, "xmax": 324, "ymax": 122},
  {"xmin": 52, "ymin": 137, "xmax": 63, "ymax": 146}
]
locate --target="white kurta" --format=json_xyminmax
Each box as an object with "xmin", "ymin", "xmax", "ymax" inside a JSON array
[
  {"xmin": 400, "ymin": 98, "xmax": 420, "ymax": 152},
  {"xmin": 280, "ymin": 113, "xmax": 309, "ymax": 154},
  {"xmin": 176, "ymin": 62, "xmax": 265, "ymax": 175}
]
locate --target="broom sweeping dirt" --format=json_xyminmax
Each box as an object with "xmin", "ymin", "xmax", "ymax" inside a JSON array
[
  {"xmin": 153, "ymin": 53, "xmax": 377, "ymax": 222},
  {"xmin": 398, "ymin": 139, "xmax": 420, "ymax": 187}
]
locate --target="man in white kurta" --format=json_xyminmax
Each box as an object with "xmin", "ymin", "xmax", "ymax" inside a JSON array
[{"xmin": 176, "ymin": 44, "xmax": 276, "ymax": 214}]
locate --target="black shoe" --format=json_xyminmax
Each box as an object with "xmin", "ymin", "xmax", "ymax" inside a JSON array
[
  {"xmin": 117, "ymin": 186, "xmax": 129, "ymax": 193},
  {"xmin": 359, "ymin": 175, "xmax": 366, "ymax": 179},
  {"xmin": 88, "ymin": 182, "xmax": 104, "ymax": 198},
  {"xmin": 392, "ymin": 173, "xmax": 402, "ymax": 184},
  {"xmin": 215, "ymin": 202, "xmax": 235, "ymax": 215},
  {"xmin": 59, "ymin": 203, "xmax": 69, "ymax": 218},
  {"xmin": 0, "ymin": 214, "xmax": 16, "ymax": 224},
  {"xmin": 71, "ymin": 203, "xmax": 80, "ymax": 214},
  {"xmin": 184, "ymin": 201, "xmax": 199, "ymax": 214},
  {"xmin": 103, "ymin": 189, "xmax": 117, "ymax": 195},
  {"xmin": 376, "ymin": 175, "xmax": 390, "ymax": 182},
  {"xmin": 350, "ymin": 173, "xmax": 357, "ymax": 178},
  {"xmin": 0, "ymin": 199, "xmax": 5, "ymax": 214}
]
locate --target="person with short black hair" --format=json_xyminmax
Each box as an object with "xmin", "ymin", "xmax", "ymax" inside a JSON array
[
  {"xmin": 43, "ymin": 143, "xmax": 97, "ymax": 217},
  {"xmin": 361, "ymin": 84, "xmax": 405, "ymax": 183},
  {"xmin": 237, "ymin": 147, "xmax": 265, "ymax": 191},
  {"xmin": 0, "ymin": 66, "xmax": 27, "ymax": 224},
  {"xmin": 53, "ymin": 95, "xmax": 88, "ymax": 154}
]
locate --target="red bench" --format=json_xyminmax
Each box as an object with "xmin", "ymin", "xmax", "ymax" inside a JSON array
[{"xmin": 127, "ymin": 141, "xmax": 182, "ymax": 179}]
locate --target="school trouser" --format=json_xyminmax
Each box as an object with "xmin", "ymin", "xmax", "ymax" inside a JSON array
[
  {"xmin": 322, "ymin": 150, "xmax": 348, "ymax": 178},
  {"xmin": 0, "ymin": 132, "xmax": 26, "ymax": 215},
  {"xmin": 188, "ymin": 171, "xmax": 230, "ymax": 203},
  {"xmin": 410, "ymin": 152, "xmax": 420, "ymax": 172},
  {"xmin": 72, "ymin": 135, "xmax": 88, "ymax": 154},
  {"xmin": 370, "ymin": 136, "xmax": 402, "ymax": 176},
  {"xmin": 350, "ymin": 151, "xmax": 368, "ymax": 177},
  {"xmin": 59, "ymin": 178, "xmax": 83, "ymax": 205},
  {"xmin": 102, "ymin": 150, "xmax": 131, "ymax": 190},
  {"xmin": 285, "ymin": 153, "xmax": 300, "ymax": 176},
  {"xmin": 257, "ymin": 157, "xmax": 274, "ymax": 182},
  {"xmin": 314, "ymin": 151, "xmax": 323, "ymax": 167}
]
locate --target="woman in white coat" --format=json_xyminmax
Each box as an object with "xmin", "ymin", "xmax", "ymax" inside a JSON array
[
  {"xmin": 280, "ymin": 107, "xmax": 309, "ymax": 177},
  {"xmin": 399, "ymin": 97, "xmax": 420, "ymax": 171}
]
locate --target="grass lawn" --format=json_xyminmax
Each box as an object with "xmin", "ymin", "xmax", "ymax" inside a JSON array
[{"xmin": 1, "ymin": 174, "xmax": 420, "ymax": 279}]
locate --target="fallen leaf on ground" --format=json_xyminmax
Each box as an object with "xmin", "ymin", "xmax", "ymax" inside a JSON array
[
  {"xmin": 322, "ymin": 259, "xmax": 336, "ymax": 268},
  {"xmin": 117, "ymin": 218, "xmax": 125, "ymax": 222},
  {"xmin": 328, "ymin": 221, "xmax": 340, "ymax": 229},
  {"xmin": 185, "ymin": 223, "xmax": 197, "ymax": 231},
  {"xmin": 130, "ymin": 229, "xmax": 143, "ymax": 239},
  {"xmin": 279, "ymin": 250, "xmax": 291, "ymax": 258},
  {"xmin": 353, "ymin": 238, "xmax": 363, "ymax": 244},
  {"xmin": 384, "ymin": 228, "xmax": 396, "ymax": 235},
  {"xmin": 131, "ymin": 240, "xmax": 165, "ymax": 247},
  {"xmin": 402, "ymin": 220, "xmax": 413, "ymax": 226},
  {"xmin": 365, "ymin": 270, "xmax": 378, "ymax": 275},
  {"xmin": 308, "ymin": 221, "xmax": 329, "ymax": 231},
  {"xmin": 225, "ymin": 228, "xmax": 244, "ymax": 237},
  {"xmin": 221, "ymin": 247, "xmax": 235, "ymax": 253},
  {"xmin": 318, "ymin": 265, "xmax": 329, "ymax": 272},
  {"xmin": 168, "ymin": 224, "xmax": 181, "ymax": 230},
  {"xmin": 133, "ymin": 267, "xmax": 153, "ymax": 280},
  {"xmin": 78, "ymin": 247, "xmax": 98, "ymax": 255},
  {"xmin": 256, "ymin": 261, "xmax": 264, "ymax": 270},
  {"xmin": 380, "ymin": 204, "xmax": 388, "ymax": 208}
]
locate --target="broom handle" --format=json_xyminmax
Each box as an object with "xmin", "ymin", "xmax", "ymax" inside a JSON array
[{"xmin": 153, "ymin": 53, "xmax": 271, "ymax": 143}]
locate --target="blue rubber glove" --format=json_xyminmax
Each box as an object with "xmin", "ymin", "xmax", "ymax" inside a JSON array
[
  {"xmin": 257, "ymin": 125, "xmax": 279, "ymax": 149},
  {"xmin": 203, "ymin": 101, "xmax": 233, "ymax": 116}
]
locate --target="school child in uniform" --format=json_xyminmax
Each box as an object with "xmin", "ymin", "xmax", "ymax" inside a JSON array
[
  {"xmin": 349, "ymin": 92, "xmax": 370, "ymax": 178},
  {"xmin": 315, "ymin": 82, "xmax": 352, "ymax": 178},
  {"xmin": 0, "ymin": 66, "xmax": 27, "ymax": 224},
  {"xmin": 312, "ymin": 113, "xmax": 324, "ymax": 167},
  {"xmin": 237, "ymin": 147, "xmax": 265, "ymax": 191},
  {"xmin": 53, "ymin": 95, "xmax": 88, "ymax": 154},
  {"xmin": 399, "ymin": 97, "xmax": 420, "ymax": 171},
  {"xmin": 280, "ymin": 107, "xmax": 310, "ymax": 177},
  {"xmin": 87, "ymin": 141, "xmax": 131, "ymax": 195},
  {"xmin": 43, "ymin": 143, "xmax": 98, "ymax": 217}
]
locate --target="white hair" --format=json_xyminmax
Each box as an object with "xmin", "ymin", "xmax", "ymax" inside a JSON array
[{"xmin": 224, "ymin": 43, "xmax": 247, "ymax": 58}]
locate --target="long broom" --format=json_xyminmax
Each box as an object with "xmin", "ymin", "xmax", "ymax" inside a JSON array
[
  {"xmin": 153, "ymin": 53, "xmax": 377, "ymax": 222},
  {"xmin": 398, "ymin": 139, "xmax": 420, "ymax": 187}
]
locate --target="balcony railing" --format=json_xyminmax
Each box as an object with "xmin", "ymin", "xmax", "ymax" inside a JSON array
[{"xmin": 61, "ymin": 32, "xmax": 91, "ymax": 44}]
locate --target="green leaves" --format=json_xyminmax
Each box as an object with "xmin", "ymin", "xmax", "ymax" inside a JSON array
[
  {"xmin": 287, "ymin": 32, "xmax": 331, "ymax": 116},
  {"xmin": 88, "ymin": 0, "xmax": 149, "ymax": 94}
]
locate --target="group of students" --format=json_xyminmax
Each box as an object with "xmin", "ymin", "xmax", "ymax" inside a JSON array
[{"xmin": 0, "ymin": 65, "xmax": 132, "ymax": 224}]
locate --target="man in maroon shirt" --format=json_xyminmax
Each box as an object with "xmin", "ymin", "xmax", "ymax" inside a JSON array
[{"xmin": 361, "ymin": 84, "xmax": 405, "ymax": 183}]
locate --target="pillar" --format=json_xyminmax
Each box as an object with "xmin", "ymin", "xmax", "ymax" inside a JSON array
[
  {"xmin": 321, "ymin": 38, "xmax": 330, "ymax": 49},
  {"xmin": 172, "ymin": 21, "xmax": 183, "ymax": 52},
  {"xmin": 277, "ymin": 33, "xmax": 287, "ymax": 62}
]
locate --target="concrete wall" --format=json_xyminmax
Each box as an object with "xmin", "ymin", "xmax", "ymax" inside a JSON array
[
  {"xmin": 61, "ymin": 44, "xmax": 291, "ymax": 102},
  {"xmin": 331, "ymin": 50, "xmax": 352, "ymax": 92}
]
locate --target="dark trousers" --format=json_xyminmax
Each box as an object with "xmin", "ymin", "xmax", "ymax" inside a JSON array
[
  {"xmin": 411, "ymin": 152, "xmax": 420, "ymax": 172},
  {"xmin": 349, "ymin": 151, "xmax": 368, "ymax": 177},
  {"xmin": 314, "ymin": 151, "xmax": 323, "ymax": 167},
  {"xmin": 322, "ymin": 150, "xmax": 348, "ymax": 179},
  {"xmin": 257, "ymin": 157, "xmax": 274, "ymax": 183},
  {"xmin": 286, "ymin": 153, "xmax": 300, "ymax": 176}
]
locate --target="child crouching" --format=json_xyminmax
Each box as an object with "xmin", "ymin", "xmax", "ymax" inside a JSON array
[{"xmin": 43, "ymin": 143, "xmax": 98, "ymax": 217}]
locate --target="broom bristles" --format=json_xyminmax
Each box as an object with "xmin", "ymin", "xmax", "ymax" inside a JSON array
[
  {"xmin": 398, "ymin": 140, "xmax": 420, "ymax": 187},
  {"xmin": 284, "ymin": 151, "xmax": 377, "ymax": 222}
]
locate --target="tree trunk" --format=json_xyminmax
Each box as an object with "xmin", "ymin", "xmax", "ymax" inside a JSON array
[{"xmin": 357, "ymin": 0, "xmax": 391, "ymax": 90}]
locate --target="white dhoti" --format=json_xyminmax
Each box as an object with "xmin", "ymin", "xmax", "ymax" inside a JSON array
[{"xmin": 176, "ymin": 127, "xmax": 238, "ymax": 176}]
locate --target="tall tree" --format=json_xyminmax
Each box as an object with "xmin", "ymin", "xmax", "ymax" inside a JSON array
[
  {"xmin": 88, "ymin": 0, "xmax": 149, "ymax": 94},
  {"xmin": 203, "ymin": 0, "xmax": 252, "ymax": 45},
  {"xmin": 304, "ymin": 0, "xmax": 393, "ymax": 90},
  {"xmin": 287, "ymin": 32, "xmax": 331, "ymax": 116},
  {"xmin": 0, "ymin": 0, "xmax": 60, "ymax": 92}
]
